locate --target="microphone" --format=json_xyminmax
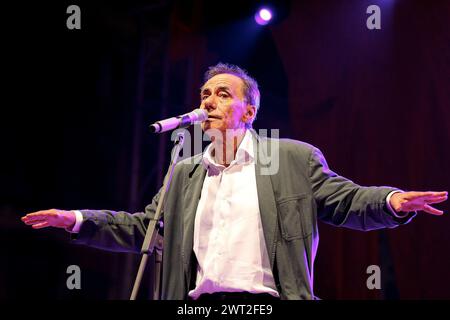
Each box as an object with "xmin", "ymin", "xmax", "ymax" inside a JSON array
[{"xmin": 149, "ymin": 108, "xmax": 208, "ymax": 133}]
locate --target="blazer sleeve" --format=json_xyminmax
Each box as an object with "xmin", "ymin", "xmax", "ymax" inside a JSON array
[
  {"xmin": 308, "ymin": 147, "xmax": 416, "ymax": 231},
  {"xmin": 70, "ymin": 187, "xmax": 163, "ymax": 253}
]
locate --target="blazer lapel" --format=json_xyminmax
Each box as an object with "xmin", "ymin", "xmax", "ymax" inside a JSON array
[
  {"xmin": 252, "ymin": 131, "xmax": 279, "ymax": 269},
  {"xmin": 182, "ymin": 162, "xmax": 206, "ymax": 271}
]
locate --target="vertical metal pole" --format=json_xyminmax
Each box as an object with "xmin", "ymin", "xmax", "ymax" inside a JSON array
[{"xmin": 153, "ymin": 241, "xmax": 163, "ymax": 300}]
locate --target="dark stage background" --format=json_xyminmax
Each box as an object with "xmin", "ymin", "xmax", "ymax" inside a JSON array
[{"xmin": 2, "ymin": 0, "xmax": 449, "ymax": 299}]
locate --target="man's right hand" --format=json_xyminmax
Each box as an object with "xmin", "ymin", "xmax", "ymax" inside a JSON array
[{"xmin": 21, "ymin": 209, "xmax": 76, "ymax": 230}]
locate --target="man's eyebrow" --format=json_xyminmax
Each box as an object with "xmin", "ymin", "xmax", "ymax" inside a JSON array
[
  {"xmin": 216, "ymin": 86, "xmax": 231, "ymax": 93},
  {"xmin": 200, "ymin": 85, "xmax": 232, "ymax": 95},
  {"xmin": 200, "ymin": 87, "xmax": 210, "ymax": 95}
]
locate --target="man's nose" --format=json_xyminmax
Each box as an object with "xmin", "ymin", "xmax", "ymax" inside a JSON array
[{"xmin": 201, "ymin": 97, "xmax": 217, "ymax": 113}]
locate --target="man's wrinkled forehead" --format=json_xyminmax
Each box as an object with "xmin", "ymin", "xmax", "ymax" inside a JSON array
[{"xmin": 200, "ymin": 73, "xmax": 245, "ymax": 95}]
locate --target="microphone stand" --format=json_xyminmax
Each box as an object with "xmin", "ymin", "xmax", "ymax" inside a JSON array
[{"xmin": 130, "ymin": 130, "xmax": 186, "ymax": 300}]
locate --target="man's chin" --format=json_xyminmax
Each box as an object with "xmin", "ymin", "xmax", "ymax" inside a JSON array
[
  {"xmin": 201, "ymin": 123, "xmax": 210, "ymax": 132},
  {"xmin": 202, "ymin": 122, "xmax": 221, "ymax": 132},
  {"xmin": 202, "ymin": 124, "xmax": 228, "ymax": 138}
]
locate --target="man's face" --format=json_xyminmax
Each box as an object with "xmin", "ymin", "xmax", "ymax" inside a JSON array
[{"xmin": 200, "ymin": 73, "xmax": 251, "ymax": 133}]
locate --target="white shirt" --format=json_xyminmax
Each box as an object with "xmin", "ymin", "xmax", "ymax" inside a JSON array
[{"xmin": 187, "ymin": 130, "xmax": 279, "ymax": 299}]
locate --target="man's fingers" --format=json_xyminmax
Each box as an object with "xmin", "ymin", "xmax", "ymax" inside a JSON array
[
  {"xmin": 23, "ymin": 219, "xmax": 47, "ymax": 225},
  {"xmin": 24, "ymin": 210, "xmax": 54, "ymax": 217},
  {"xmin": 406, "ymin": 191, "xmax": 435, "ymax": 198},
  {"xmin": 23, "ymin": 213, "xmax": 51, "ymax": 219},
  {"xmin": 424, "ymin": 196, "xmax": 448, "ymax": 204},
  {"xmin": 22, "ymin": 214, "xmax": 52, "ymax": 223},
  {"xmin": 406, "ymin": 191, "xmax": 448, "ymax": 197},
  {"xmin": 32, "ymin": 221, "xmax": 51, "ymax": 229},
  {"xmin": 406, "ymin": 191, "xmax": 448, "ymax": 198},
  {"xmin": 423, "ymin": 192, "xmax": 448, "ymax": 199},
  {"xmin": 22, "ymin": 210, "xmax": 57, "ymax": 222},
  {"xmin": 422, "ymin": 204, "xmax": 444, "ymax": 216}
]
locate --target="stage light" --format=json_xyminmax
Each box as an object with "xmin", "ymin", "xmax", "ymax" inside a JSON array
[{"xmin": 255, "ymin": 8, "xmax": 273, "ymax": 25}]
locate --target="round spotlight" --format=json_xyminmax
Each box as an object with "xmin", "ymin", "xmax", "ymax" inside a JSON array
[{"xmin": 255, "ymin": 8, "xmax": 273, "ymax": 25}]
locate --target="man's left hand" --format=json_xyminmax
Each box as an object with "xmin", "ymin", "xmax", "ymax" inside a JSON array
[{"xmin": 390, "ymin": 191, "xmax": 448, "ymax": 215}]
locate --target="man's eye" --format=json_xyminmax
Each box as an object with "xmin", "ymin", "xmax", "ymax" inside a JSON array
[
  {"xmin": 219, "ymin": 93, "xmax": 228, "ymax": 98},
  {"xmin": 201, "ymin": 95, "xmax": 208, "ymax": 100}
]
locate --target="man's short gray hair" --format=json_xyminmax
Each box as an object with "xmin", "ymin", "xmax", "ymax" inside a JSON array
[{"xmin": 204, "ymin": 62, "xmax": 260, "ymax": 128}]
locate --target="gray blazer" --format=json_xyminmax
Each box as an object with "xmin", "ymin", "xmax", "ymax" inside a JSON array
[{"xmin": 72, "ymin": 131, "xmax": 415, "ymax": 299}]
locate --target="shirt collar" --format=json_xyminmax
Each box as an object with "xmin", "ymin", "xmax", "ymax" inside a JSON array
[{"xmin": 202, "ymin": 130, "xmax": 254, "ymax": 170}]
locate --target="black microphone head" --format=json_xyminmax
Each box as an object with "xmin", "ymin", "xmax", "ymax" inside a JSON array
[{"xmin": 149, "ymin": 123, "xmax": 161, "ymax": 133}]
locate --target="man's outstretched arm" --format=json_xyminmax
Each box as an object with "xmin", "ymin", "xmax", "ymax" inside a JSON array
[
  {"xmin": 309, "ymin": 147, "xmax": 447, "ymax": 230},
  {"xmin": 21, "ymin": 187, "xmax": 163, "ymax": 253}
]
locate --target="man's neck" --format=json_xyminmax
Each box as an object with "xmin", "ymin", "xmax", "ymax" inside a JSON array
[{"xmin": 211, "ymin": 128, "xmax": 247, "ymax": 167}]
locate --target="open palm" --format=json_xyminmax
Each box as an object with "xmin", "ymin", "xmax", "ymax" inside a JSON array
[{"xmin": 390, "ymin": 191, "xmax": 447, "ymax": 215}]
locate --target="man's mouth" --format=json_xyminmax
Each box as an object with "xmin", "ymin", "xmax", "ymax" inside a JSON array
[{"xmin": 207, "ymin": 115, "xmax": 221, "ymax": 120}]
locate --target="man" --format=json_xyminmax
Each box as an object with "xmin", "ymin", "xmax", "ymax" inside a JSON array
[{"xmin": 22, "ymin": 63, "xmax": 447, "ymax": 300}]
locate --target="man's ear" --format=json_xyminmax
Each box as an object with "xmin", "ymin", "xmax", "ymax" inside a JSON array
[{"xmin": 243, "ymin": 104, "xmax": 256, "ymax": 125}]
